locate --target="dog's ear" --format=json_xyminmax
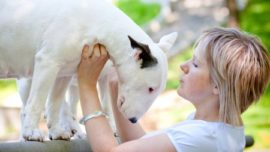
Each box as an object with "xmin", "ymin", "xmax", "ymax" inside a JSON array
[
  {"xmin": 157, "ymin": 32, "xmax": 178, "ymax": 53},
  {"xmin": 128, "ymin": 35, "xmax": 158, "ymax": 68}
]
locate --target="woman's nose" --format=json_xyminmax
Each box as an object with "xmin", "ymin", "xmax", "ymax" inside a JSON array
[{"xmin": 180, "ymin": 62, "xmax": 188, "ymax": 74}]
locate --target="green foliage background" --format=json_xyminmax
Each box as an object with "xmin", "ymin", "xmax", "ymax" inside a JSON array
[
  {"xmin": 240, "ymin": 0, "xmax": 270, "ymax": 149},
  {"xmin": 116, "ymin": 0, "xmax": 160, "ymax": 25}
]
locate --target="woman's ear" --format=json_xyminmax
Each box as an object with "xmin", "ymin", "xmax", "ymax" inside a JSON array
[{"xmin": 213, "ymin": 85, "xmax": 219, "ymax": 95}]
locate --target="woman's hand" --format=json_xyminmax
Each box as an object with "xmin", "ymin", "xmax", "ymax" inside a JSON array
[{"xmin": 77, "ymin": 44, "xmax": 109, "ymax": 90}]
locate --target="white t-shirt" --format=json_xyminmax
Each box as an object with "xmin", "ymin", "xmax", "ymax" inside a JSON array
[{"xmin": 142, "ymin": 113, "xmax": 245, "ymax": 152}]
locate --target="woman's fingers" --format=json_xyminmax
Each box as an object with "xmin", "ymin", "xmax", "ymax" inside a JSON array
[
  {"xmin": 83, "ymin": 43, "xmax": 108, "ymax": 60},
  {"xmin": 92, "ymin": 44, "xmax": 101, "ymax": 57},
  {"xmin": 100, "ymin": 45, "xmax": 108, "ymax": 57},
  {"xmin": 81, "ymin": 45, "xmax": 90, "ymax": 59},
  {"xmin": 91, "ymin": 43, "xmax": 109, "ymax": 59}
]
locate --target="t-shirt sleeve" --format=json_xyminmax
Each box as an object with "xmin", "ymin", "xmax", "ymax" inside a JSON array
[{"xmin": 165, "ymin": 124, "xmax": 217, "ymax": 152}]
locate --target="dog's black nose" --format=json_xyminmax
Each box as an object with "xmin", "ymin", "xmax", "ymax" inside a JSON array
[{"xmin": 129, "ymin": 117, "xmax": 137, "ymax": 123}]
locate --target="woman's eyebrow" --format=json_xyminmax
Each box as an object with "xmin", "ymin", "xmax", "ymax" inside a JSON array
[
  {"xmin": 193, "ymin": 55, "xmax": 203, "ymax": 64},
  {"xmin": 193, "ymin": 55, "xmax": 198, "ymax": 62}
]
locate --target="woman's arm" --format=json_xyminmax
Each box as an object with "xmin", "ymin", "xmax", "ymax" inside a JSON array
[
  {"xmin": 106, "ymin": 70, "xmax": 145, "ymax": 142},
  {"xmin": 77, "ymin": 44, "xmax": 118, "ymax": 151}
]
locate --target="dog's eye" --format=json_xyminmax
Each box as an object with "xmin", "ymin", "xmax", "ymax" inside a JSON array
[{"xmin": 148, "ymin": 87, "xmax": 154, "ymax": 93}]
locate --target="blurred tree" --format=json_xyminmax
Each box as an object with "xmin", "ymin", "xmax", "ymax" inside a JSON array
[{"xmin": 226, "ymin": 0, "xmax": 240, "ymax": 27}]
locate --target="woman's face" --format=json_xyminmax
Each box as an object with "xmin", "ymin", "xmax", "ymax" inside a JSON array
[{"xmin": 177, "ymin": 47, "xmax": 215, "ymax": 104}]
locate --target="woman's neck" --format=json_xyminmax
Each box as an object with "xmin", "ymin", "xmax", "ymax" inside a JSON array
[
  {"xmin": 194, "ymin": 110, "xmax": 219, "ymax": 122},
  {"xmin": 193, "ymin": 98, "xmax": 220, "ymax": 122}
]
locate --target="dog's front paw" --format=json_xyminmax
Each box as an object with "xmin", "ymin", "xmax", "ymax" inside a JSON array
[
  {"xmin": 60, "ymin": 116, "xmax": 86, "ymax": 139},
  {"xmin": 48, "ymin": 126, "xmax": 72, "ymax": 140},
  {"xmin": 68, "ymin": 123, "xmax": 86, "ymax": 139},
  {"xmin": 72, "ymin": 129, "xmax": 86, "ymax": 139},
  {"xmin": 22, "ymin": 128, "xmax": 44, "ymax": 142}
]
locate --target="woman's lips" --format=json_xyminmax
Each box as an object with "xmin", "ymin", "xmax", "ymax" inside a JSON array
[{"xmin": 180, "ymin": 79, "xmax": 184, "ymax": 83}]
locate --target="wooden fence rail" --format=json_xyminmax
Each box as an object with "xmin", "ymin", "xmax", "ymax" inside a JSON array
[
  {"xmin": 0, "ymin": 136, "xmax": 254, "ymax": 152},
  {"xmin": 0, "ymin": 139, "xmax": 91, "ymax": 152}
]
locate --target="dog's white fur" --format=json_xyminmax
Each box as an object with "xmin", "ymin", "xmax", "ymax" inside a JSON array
[
  {"xmin": 0, "ymin": 0, "xmax": 177, "ymax": 141},
  {"xmin": 17, "ymin": 77, "xmax": 86, "ymax": 140}
]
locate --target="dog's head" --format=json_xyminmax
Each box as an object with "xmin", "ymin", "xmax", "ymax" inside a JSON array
[{"xmin": 115, "ymin": 32, "xmax": 177, "ymax": 123}]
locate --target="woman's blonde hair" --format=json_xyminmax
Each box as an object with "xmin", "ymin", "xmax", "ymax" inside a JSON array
[{"xmin": 195, "ymin": 27, "xmax": 270, "ymax": 126}]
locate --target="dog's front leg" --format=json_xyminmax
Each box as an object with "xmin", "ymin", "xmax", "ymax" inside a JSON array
[
  {"xmin": 61, "ymin": 77, "xmax": 86, "ymax": 139},
  {"xmin": 66, "ymin": 77, "xmax": 79, "ymax": 118},
  {"xmin": 22, "ymin": 52, "xmax": 61, "ymax": 141}
]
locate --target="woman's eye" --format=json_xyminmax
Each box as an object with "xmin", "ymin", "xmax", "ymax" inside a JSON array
[
  {"xmin": 193, "ymin": 62, "xmax": 198, "ymax": 68},
  {"xmin": 148, "ymin": 87, "xmax": 154, "ymax": 93}
]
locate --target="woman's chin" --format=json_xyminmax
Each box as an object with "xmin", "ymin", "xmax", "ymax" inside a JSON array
[
  {"xmin": 177, "ymin": 87, "xmax": 183, "ymax": 96},
  {"xmin": 177, "ymin": 88, "xmax": 189, "ymax": 101}
]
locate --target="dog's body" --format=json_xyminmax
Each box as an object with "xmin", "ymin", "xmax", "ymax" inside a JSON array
[{"xmin": 0, "ymin": 0, "xmax": 177, "ymax": 141}]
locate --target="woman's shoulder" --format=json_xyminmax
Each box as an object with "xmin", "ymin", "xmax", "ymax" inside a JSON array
[
  {"xmin": 168, "ymin": 118, "xmax": 245, "ymax": 142},
  {"xmin": 167, "ymin": 119, "xmax": 218, "ymax": 138},
  {"xmin": 171, "ymin": 112, "xmax": 244, "ymax": 134},
  {"xmin": 164, "ymin": 120, "xmax": 217, "ymax": 152},
  {"xmin": 166, "ymin": 119, "xmax": 245, "ymax": 152}
]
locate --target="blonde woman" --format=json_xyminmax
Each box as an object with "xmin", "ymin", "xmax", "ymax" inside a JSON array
[{"xmin": 77, "ymin": 27, "xmax": 270, "ymax": 152}]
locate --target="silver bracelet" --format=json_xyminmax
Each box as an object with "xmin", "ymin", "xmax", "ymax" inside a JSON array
[{"xmin": 79, "ymin": 111, "xmax": 108, "ymax": 125}]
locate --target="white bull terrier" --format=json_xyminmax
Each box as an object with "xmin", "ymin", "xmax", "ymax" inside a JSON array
[{"xmin": 0, "ymin": 0, "xmax": 177, "ymax": 141}]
